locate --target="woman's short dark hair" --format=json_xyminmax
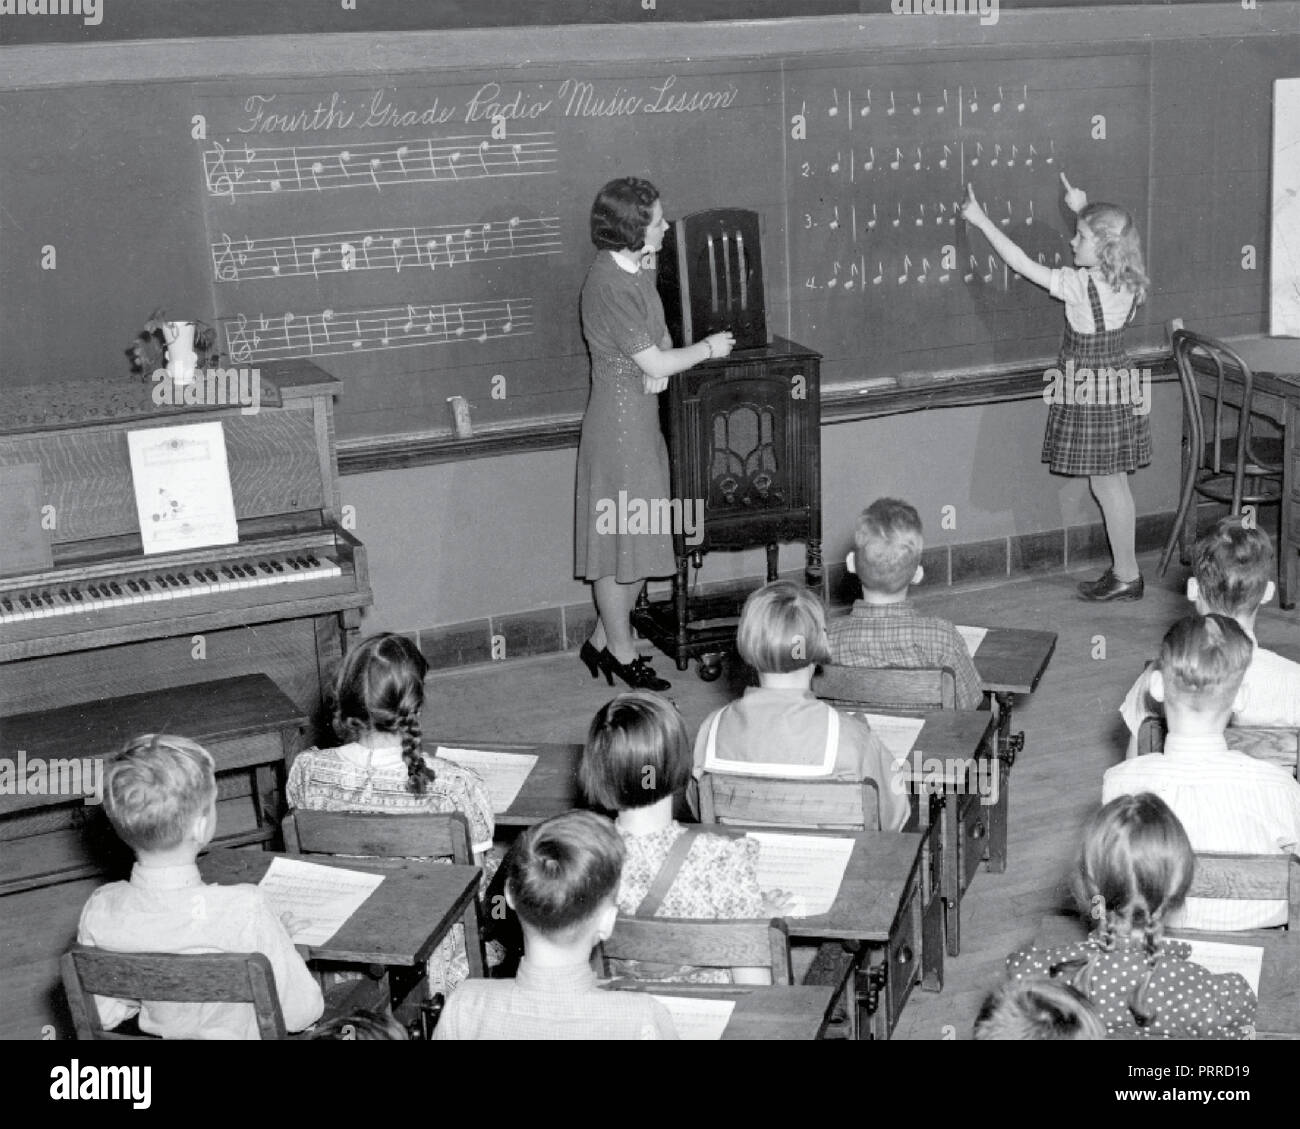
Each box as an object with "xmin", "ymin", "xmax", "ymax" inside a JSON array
[
  {"xmin": 579, "ymin": 691, "xmax": 691, "ymax": 812},
  {"xmin": 590, "ymin": 177, "xmax": 659, "ymax": 251}
]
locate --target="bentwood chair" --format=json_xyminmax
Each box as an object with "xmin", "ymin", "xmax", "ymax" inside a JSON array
[{"xmin": 1159, "ymin": 329, "xmax": 1284, "ymax": 577}]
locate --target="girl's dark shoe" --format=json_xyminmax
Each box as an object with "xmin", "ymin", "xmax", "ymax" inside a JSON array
[
  {"xmin": 578, "ymin": 640, "xmax": 604, "ymax": 680},
  {"xmin": 1077, "ymin": 569, "xmax": 1144, "ymax": 602},
  {"xmin": 599, "ymin": 648, "xmax": 671, "ymax": 691}
]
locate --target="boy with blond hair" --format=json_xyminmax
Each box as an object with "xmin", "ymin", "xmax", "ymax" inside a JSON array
[
  {"xmin": 1103, "ymin": 615, "xmax": 1300, "ymax": 930},
  {"xmin": 77, "ymin": 734, "xmax": 323, "ymax": 1039},
  {"xmin": 1120, "ymin": 517, "xmax": 1300, "ymax": 757},
  {"xmin": 827, "ymin": 498, "xmax": 983, "ymax": 709}
]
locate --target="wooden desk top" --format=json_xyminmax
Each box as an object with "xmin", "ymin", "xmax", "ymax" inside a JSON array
[
  {"xmin": 607, "ymin": 983, "xmax": 836, "ymax": 1040},
  {"xmin": 964, "ymin": 625, "xmax": 1058, "ymax": 695},
  {"xmin": 723, "ymin": 826, "xmax": 925, "ymax": 944},
  {"xmin": 0, "ymin": 674, "xmax": 307, "ymax": 817},
  {"xmin": 432, "ymin": 739, "xmax": 584, "ymax": 828},
  {"xmin": 1036, "ymin": 914, "xmax": 1300, "ymax": 1039},
  {"xmin": 198, "ymin": 849, "xmax": 481, "ymax": 968},
  {"xmin": 1222, "ymin": 335, "xmax": 1300, "ymax": 383}
]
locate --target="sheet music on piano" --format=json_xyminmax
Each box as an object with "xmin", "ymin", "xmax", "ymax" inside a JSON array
[{"xmin": 126, "ymin": 422, "xmax": 239, "ymax": 554}]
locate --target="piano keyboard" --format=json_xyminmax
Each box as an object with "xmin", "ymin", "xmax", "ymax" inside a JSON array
[{"xmin": 0, "ymin": 553, "xmax": 342, "ymax": 625}]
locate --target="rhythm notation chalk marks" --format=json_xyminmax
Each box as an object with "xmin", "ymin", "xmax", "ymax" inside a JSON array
[
  {"xmin": 211, "ymin": 216, "xmax": 561, "ymax": 282},
  {"xmin": 204, "ymin": 132, "xmax": 556, "ymax": 199},
  {"xmin": 221, "ymin": 298, "xmax": 532, "ymax": 363}
]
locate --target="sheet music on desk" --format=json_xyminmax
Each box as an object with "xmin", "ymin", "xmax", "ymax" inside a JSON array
[
  {"xmin": 956, "ymin": 625, "xmax": 988, "ymax": 656},
  {"xmin": 857, "ymin": 714, "xmax": 925, "ymax": 764},
  {"xmin": 258, "ymin": 857, "xmax": 384, "ymax": 946},
  {"xmin": 435, "ymin": 746, "xmax": 538, "ymax": 813},
  {"xmin": 649, "ymin": 995, "xmax": 735, "ymax": 1040},
  {"xmin": 746, "ymin": 833, "xmax": 855, "ymax": 917},
  {"xmin": 1183, "ymin": 938, "xmax": 1264, "ymax": 994}
]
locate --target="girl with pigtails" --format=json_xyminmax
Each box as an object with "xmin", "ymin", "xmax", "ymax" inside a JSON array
[
  {"xmin": 1005, "ymin": 793, "xmax": 1256, "ymax": 1039},
  {"xmin": 287, "ymin": 632, "xmax": 498, "ymax": 993}
]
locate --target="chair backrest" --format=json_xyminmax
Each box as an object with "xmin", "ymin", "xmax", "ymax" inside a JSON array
[
  {"xmin": 813, "ymin": 663, "xmax": 956, "ymax": 711},
  {"xmin": 282, "ymin": 809, "xmax": 473, "ymax": 863},
  {"xmin": 1190, "ymin": 852, "xmax": 1300, "ymax": 929},
  {"xmin": 599, "ymin": 916, "xmax": 794, "ymax": 984},
  {"xmin": 1136, "ymin": 716, "xmax": 1299, "ymax": 777},
  {"xmin": 698, "ymin": 773, "xmax": 879, "ymax": 830},
  {"xmin": 61, "ymin": 944, "xmax": 287, "ymax": 1040},
  {"xmin": 1171, "ymin": 328, "xmax": 1267, "ymax": 509}
]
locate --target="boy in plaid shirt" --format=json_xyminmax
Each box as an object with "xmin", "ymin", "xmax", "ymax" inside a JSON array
[{"xmin": 827, "ymin": 498, "xmax": 984, "ymax": 709}]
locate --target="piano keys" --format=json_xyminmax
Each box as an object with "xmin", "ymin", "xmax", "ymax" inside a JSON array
[{"xmin": 0, "ymin": 360, "xmax": 372, "ymax": 731}]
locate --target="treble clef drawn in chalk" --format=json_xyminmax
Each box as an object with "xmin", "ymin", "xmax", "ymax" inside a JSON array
[
  {"xmin": 228, "ymin": 314, "xmax": 253, "ymax": 363},
  {"xmin": 214, "ymin": 233, "xmax": 239, "ymax": 281},
  {"xmin": 208, "ymin": 142, "xmax": 236, "ymax": 201}
]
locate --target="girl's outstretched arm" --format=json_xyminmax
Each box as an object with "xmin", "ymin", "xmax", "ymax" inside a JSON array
[{"xmin": 960, "ymin": 184, "xmax": 1053, "ymax": 291}]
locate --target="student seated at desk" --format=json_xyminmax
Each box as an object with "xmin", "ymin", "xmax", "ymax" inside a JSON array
[
  {"xmin": 434, "ymin": 811, "xmax": 678, "ymax": 1040},
  {"xmin": 78, "ymin": 735, "xmax": 324, "ymax": 1040},
  {"xmin": 826, "ymin": 498, "xmax": 983, "ymax": 710},
  {"xmin": 1105, "ymin": 614, "xmax": 1300, "ymax": 931},
  {"xmin": 974, "ymin": 979, "xmax": 1106, "ymax": 1040},
  {"xmin": 286, "ymin": 632, "xmax": 499, "ymax": 994},
  {"xmin": 1120, "ymin": 518, "xmax": 1300, "ymax": 758},
  {"xmin": 693, "ymin": 580, "xmax": 909, "ymax": 833},
  {"xmin": 1006, "ymin": 793, "xmax": 1256, "ymax": 1040},
  {"xmin": 579, "ymin": 690, "xmax": 794, "ymax": 984}
]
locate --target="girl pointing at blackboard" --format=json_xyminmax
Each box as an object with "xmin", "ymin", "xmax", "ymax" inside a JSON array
[
  {"xmin": 575, "ymin": 178, "xmax": 734, "ymax": 688},
  {"xmin": 962, "ymin": 174, "xmax": 1150, "ymax": 601}
]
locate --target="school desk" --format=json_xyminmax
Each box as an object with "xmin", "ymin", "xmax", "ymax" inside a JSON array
[
  {"xmin": 720, "ymin": 826, "xmax": 933, "ymax": 1040},
  {"xmin": 1203, "ymin": 335, "xmax": 1300, "ymax": 610},
  {"xmin": 1037, "ymin": 914, "xmax": 1300, "ymax": 1039},
  {"xmin": 198, "ymin": 849, "xmax": 485, "ymax": 1008},
  {"xmin": 604, "ymin": 983, "xmax": 839, "ymax": 1041},
  {"xmin": 961, "ymin": 624, "xmax": 1058, "ymax": 874},
  {"xmin": 842, "ymin": 709, "xmax": 998, "ymax": 960},
  {"xmin": 427, "ymin": 739, "xmax": 585, "ymax": 828},
  {"xmin": 0, "ymin": 674, "xmax": 307, "ymax": 896}
]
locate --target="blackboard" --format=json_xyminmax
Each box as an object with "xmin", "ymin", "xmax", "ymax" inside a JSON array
[{"xmin": 1, "ymin": 14, "xmax": 1291, "ymax": 456}]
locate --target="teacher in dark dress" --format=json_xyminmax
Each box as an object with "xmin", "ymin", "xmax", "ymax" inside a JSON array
[{"xmin": 575, "ymin": 177, "xmax": 734, "ymax": 690}]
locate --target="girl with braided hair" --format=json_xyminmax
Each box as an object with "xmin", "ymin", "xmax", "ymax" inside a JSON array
[
  {"xmin": 287, "ymin": 632, "xmax": 497, "ymax": 993},
  {"xmin": 1004, "ymin": 793, "xmax": 1256, "ymax": 1039}
]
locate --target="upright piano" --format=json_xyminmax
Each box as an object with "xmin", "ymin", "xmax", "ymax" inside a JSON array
[{"xmin": 0, "ymin": 362, "xmax": 372, "ymax": 890}]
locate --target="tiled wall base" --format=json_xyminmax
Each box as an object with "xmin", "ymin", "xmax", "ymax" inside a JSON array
[{"xmin": 413, "ymin": 511, "xmax": 1178, "ymax": 672}]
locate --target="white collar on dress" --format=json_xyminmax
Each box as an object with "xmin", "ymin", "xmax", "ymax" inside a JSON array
[{"xmin": 608, "ymin": 249, "xmax": 640, "ymax": 274}]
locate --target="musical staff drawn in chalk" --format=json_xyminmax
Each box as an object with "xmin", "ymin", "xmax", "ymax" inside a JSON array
[
  {"xmin": 212, "ymin": 217, "xmax": 561, "ymax": 282},
  {"xmin": 221, "ymin": 298, "xmax": 533, "ymax": 363},
  {"xmin": 204, "ymin": 132, "xmax": 558, "ymax": 199}
]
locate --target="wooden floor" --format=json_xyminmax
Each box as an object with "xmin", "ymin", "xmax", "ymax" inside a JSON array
[
  {"xmin": 422, "ymin": 551, "xmax": 1300, "ymax": 1041},
  {"xmin": 3, "ymin": 550, "xmax": 1295, "ymax": 1039}
]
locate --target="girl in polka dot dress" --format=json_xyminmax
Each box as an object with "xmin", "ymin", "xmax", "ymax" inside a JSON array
[{"xmin": 1006, "ymin": 793, "xmax": 1256, "ymax": 1039}]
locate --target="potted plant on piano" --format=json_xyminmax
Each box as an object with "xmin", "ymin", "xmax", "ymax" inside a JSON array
[{"xmin": 126, "ymin": 309, "xmax": 222, "ymax": 388}]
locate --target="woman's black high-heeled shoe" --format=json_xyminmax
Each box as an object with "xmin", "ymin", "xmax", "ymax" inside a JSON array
[
  {"xmin": 598, "ymin": 648, "xmax": 671, "ymax": 692},
  {"xmin": 578, "ymin": 640, "xmax": 603, "ymax": 680}
]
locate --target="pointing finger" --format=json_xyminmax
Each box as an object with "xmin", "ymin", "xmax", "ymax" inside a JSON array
[{"xmin": 1059, "ymin": 171, "xmax": 1072, "ymax": 191}]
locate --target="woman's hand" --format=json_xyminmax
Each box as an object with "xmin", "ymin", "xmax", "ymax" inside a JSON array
[
  {"xmin": 1060, "ymin": 172, "xmax": 1088, "ymax": 214},
  {"xmin": 642, "ymin": 373, "xmax": 669, "ymax": 394},
  {"xmin": 705, "ymin": 331, "xmax": 735, "ymax": 360},
  {"xmin": 960, "ymin": 184, "xmax": 989, "ymax": 229}
]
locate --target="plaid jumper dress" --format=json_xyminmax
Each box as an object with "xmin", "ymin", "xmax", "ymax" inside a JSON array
[{"xmin": 1041, "ymin": 275, "xmax": 1150, "ymax": 476}]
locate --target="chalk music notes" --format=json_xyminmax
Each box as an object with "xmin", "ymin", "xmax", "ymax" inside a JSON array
[
  {"xmin": 203, "ymin": 132, "xmax": 558, "ymax": 198},
  {"xmin": 219, "ymin": 298, "xmax": 532, "ymax": 363},
  {"xmin": 209, "ymin": 216, "xmax": 561, "ymax": 282}
]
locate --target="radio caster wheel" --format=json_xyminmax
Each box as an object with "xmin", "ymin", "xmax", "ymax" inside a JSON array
[{"xmin": 697, "ymin": 654, "xmax": 724, "ymax": 682}]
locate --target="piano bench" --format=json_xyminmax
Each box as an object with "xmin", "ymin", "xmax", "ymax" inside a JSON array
[{"xmin": 0, "ymin": 674, "xmax": 308, "ymax": 896}]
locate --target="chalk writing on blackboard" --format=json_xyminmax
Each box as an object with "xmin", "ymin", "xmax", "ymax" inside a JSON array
[
  {"xmin": 221, "ymin": 298, "xmax": 531, "ymax": 362},
  {"xmin": 204, "ymin": 132, "xmax": 556, "ymax": 199},
  {"xmin": 212, "ymin": 216, "xmax": 561, "ymax": 282}
]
